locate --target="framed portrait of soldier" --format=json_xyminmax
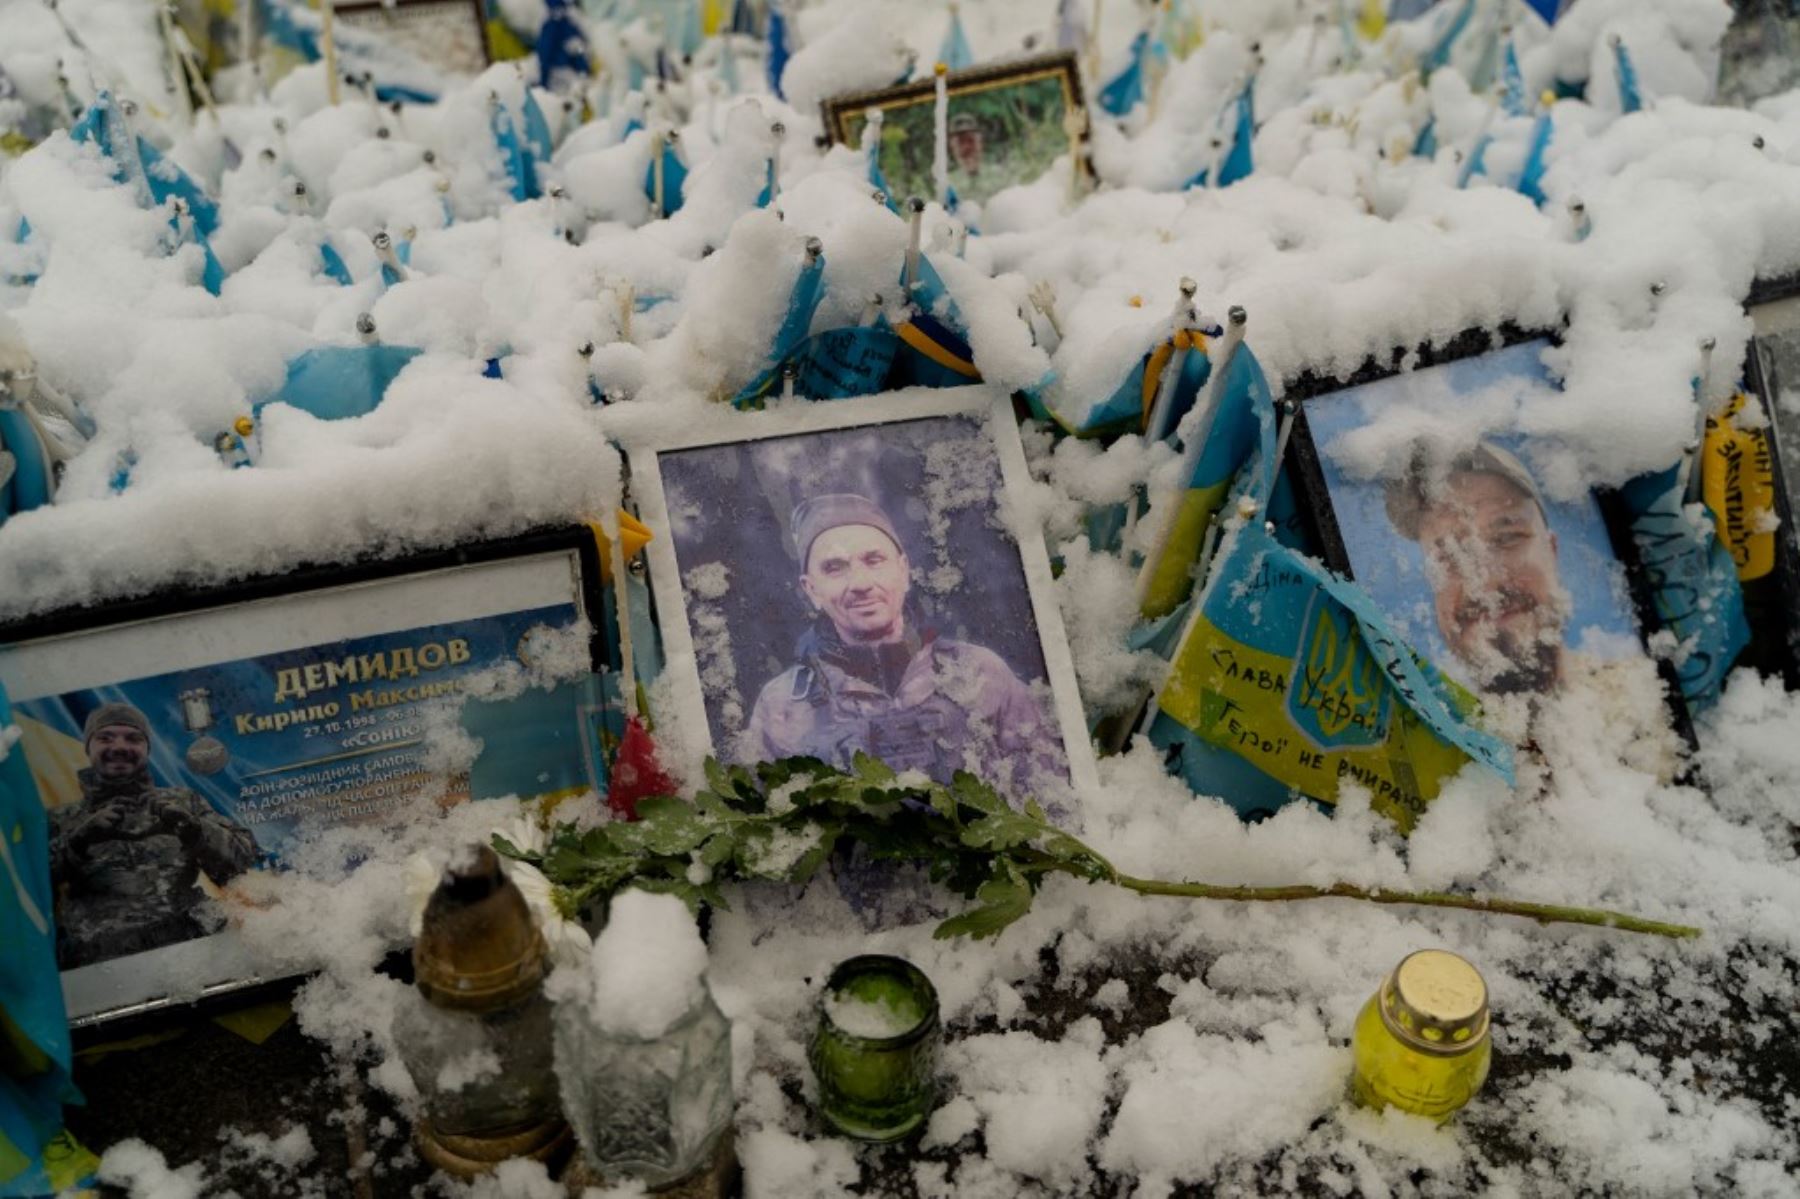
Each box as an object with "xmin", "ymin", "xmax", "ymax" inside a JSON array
[
  {"xmin": 0, "ymin": 527, "xmax": 607, "ymax": 1026},
  {"xmin": 1286, "ymin": 339, "xmax": 1685, "ymax": 775},
  {"xmin": 821, "ymin": 51, "xmax": 1088, "ymax": 211},
  {"xmin": 626, "ymin": 387, "xmax": 1098, "ymax": 812}
]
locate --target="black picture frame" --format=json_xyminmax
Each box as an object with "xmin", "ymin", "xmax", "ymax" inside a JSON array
[
  {"xmin": 820, "ymin": 50, "xmax": 1090, "ymax": 208},
  {"xmin": 1740, "ymin": 281, "xmax": 1800, "ymax": 687},
  {"xmin": 1282, "ymin": 328, "xmax": 1698, "ymax": 748},
  {"xmin": 0, "ymin": 525, "xmax": 608, "ymax": 1028}
]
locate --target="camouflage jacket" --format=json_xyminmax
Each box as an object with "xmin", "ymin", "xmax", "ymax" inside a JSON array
[
  {"xmin": 48, "ymin": 768, "xmax": 258, "ymax": 970},
  {"xmin": 744, "ymin": 625, "xmax": 1066, "ymax": 795}
]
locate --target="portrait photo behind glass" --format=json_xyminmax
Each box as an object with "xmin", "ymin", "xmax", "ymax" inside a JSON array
[
  {"xmin": 1303, "ymin": 342, "xmax": 1643, "ymax": 700},
  {"xmin": 840, "ymin": 68, "xmax": 1074, "ymax": 209},
  {"xmin": 655, "ymin": 413, "xmax": 1069, "ymax": 797}
]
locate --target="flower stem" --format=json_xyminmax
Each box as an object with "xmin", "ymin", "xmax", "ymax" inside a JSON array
[{"xmin": 1107, "ymin": 872, "xmax": 1701, "ymax": 939}]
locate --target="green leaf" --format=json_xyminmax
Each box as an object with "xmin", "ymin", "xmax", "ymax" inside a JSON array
[
  {"xmin": 490, "ymin": 834, "xmax": 536, "ymax": 863},
  {"xmin": 605, "ymin": 796, "xmax": 715, "ymax": 856},
  {"xmin": 852, "ymin": 752, "xmax": 897, "ymax": 785},
  {"xmin": 949, "ymin": 770, "xmax": 1006, "ymax": 817},
  {"xmin": 736, "ymin": 820, "xmax": 837, "ymax": 882},
  {"xmin": 933, "ymin": 864, "xmax": 1033, "ymax": 941},
  {"xmin": 961, "ymin": 807, "xmax": 1049, "ymax": 853}
]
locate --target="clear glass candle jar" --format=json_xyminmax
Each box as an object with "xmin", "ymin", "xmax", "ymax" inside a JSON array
[
  {"xmin": 553, "ymin": 978, "xmax": 734, "ymax": 1190},
  {"xmin": 808, "ymin": 955, "xmax": 940, "ymax": 1142}
]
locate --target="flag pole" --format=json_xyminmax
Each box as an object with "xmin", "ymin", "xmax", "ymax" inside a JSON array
[
  {"xmin": 321, "ymin": 0, "xmax": 341, "ymax": 106},
  {"xmin": 1681, "ymin": 336, "xmax": 1716, "ymax": 507}
]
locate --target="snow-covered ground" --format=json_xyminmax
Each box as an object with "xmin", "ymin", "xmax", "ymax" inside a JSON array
[{"xmin": 9, "ymin": 0, "xmax": 1800, "ymax": 1194}]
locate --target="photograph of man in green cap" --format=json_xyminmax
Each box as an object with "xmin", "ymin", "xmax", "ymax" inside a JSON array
[
  {"xmin": 48, "ymin": 702, "xmax": 258, "ymax": 969},
  {"xmin": 744, "ymin": 491, "xmax": 1066, "ymax": 794}
]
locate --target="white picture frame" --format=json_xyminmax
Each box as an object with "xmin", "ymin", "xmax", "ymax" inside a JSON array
[{"xmin": 624, "ymin": 387, "xmax": 1101, "ymax": 807}]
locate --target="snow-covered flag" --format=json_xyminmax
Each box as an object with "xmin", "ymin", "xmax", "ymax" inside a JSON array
[
  {"xmin": 766, "ymin": 0, "xmax": 791, "ymax": 100},
  {"xmin": 730, "ymin": 239, "xmax": 826, "ymax": 406},
  {"xmin": 1612, "ymin": 35, "xmax": 1643, "ymax": 114},
  {"xmin": 1187, "ymin": 77, "xmax": 1255, "ymax": 189},
  {"xmin": 892, "ymin": 252, "xmax": 980, "ymax": 388},
  {"xmin": 939, "ymin": 4, "xmax": 974, "ymax": 71},
  {"xmin": 1614, "ymin": 464, "xmax": 1750, "ymax": 714},
  {"xmin": 1142, "ymin": 347, "xmax": 1516, "ymax": 829},
  {"xmin": 537, "ymin": 0, "xmax": 593, "ymax": 91},
  {"xmin": 1098, "ymin": 30, "xmax": 1153, "ymax": 117}
]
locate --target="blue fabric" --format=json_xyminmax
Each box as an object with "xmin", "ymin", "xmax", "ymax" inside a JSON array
[
  {"xmin": 521, "ymin": 89, "xmax": 557, "ymax": 167},
  {"xmin": 0, "ymin": 409, "xmax": 50, "ymax": 525},
  {"xmin": 1098, "ymin": 31, "xmax": 1149, "ymax": 116},
  {"xmin": 1520, "ymin": 0, "xmax": 1562, "ymax": 24},
  {"xmin": 730, "ymin": 248, "xmax": 827, "ymax": 406},
  {"xmin": 1501, "ymin": 41, "xmax": 1527, "ymax": 116},
  {"xmin": 766, "ymin": 4, "xmax": 791, "ymax": 99},
  {"xmin": 1615, "ymin": 465, "xmax": 1750, "ymax": 711},
  {"xmin": 1413, "ymin": 114, "xmax": 1438, "ymax": 157},
  {"xmin": 136, "ymin": 138, "xmax": 221, "ymax": 237},
  {"xmin": 1457, "ymin": 132, "xmax": 1492, "ymax": 187},
  {"xmin": 1421, "ymin": 0, "xmax": 1475, "ymax": 77},
  {"xmin": 537, "ymin": 0, "xmax": 593, "ymax": 89},
  {"xmin": 642, "ymin": 138, "xmax": 689, "ymax": 217},
  {"xmin": 318, "ymin": 238, "xmax": 353, "ymax": 285},
  {"xmin": 1613, "ymin": 37, "xmax": 1643, "ymax": 113},
  {"xmin": 259, "ymin": 0, "xmax": 320, "ymax": 60},
  {"xmin": 1215, "ymin": 78, "xmax": 1255, "ymax": 187},
  {"xmin": 938, "ymin": 8, "xmax": 974, "ymax": 70},
  {"xmin": 794, "ymin": 325, "xmax": 901, "ymax": 399},
  {"xmin": 266, "ymin": 344, "xmax": 423, "ymax": 422},
  {"xmin": 491, "ymin": 101, "xmax": 537, "ymax": 202},
  {"xmin": 1515, "ymin": 108, "xmax": 1554, "ymax": 205},
  {"xmin": 0, "ymin": 682, "xmax": 85, "ymax": 1199},
  {"xmin": 374, "ymin": 82, "xmax": 440, "ymax": 105}
]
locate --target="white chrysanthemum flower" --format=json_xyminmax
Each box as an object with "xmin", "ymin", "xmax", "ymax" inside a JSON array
[{"xmin": 505, "ymin": 858, "xmax": 594, "ymax": 967}]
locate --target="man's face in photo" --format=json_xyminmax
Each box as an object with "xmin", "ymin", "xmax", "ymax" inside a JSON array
[
  {"xmin": 88, "ymin": 724, "xmax": 150, "ymax": 779},
  {"xmin": 1416, "ymin": 471, "xmax": 1569, "ymax": 694},
  {"xmin": 801, "ymin": 524, "xmax": 911, "ymax": 645},
  {"xmin": 950, "ymin": 128, "xmax": 983, "ymax": 173}
]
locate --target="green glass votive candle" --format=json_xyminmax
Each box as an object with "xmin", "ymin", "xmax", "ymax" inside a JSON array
[{"xmin": 808, "ymin": 955, "xmax": 940, "ymax": 1142}]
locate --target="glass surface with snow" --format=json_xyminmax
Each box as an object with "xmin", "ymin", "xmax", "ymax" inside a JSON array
[
  {"xmin": 552, "ymin": 891, "xmax": 733, "ymax": 1190},
  {"xmin": 830, "ymin": 56, "xmax": 1081, "ymax": 209},
  {"xmin": 1717, "ymin": 0, "xmax": 1800, "ymax": 108},
  {"xmin": 1302, "ymin": 341, "xmax": 1644, "ymax": 705},
  {"xmin": 654, "ymin": 412, "xmax": 1070, "ymax": 798}
]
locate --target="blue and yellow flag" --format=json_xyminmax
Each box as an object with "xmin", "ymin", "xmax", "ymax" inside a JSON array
[
  {"xmin": 892, "ymin": 254, "xmax": 981, "ymax": 388},
  {"xmin": 1144, "ymin": 349, "xmax": 1514, "ymax": 829},
  {"xmin": 0, "ymin": 681, "xmax": 97, "ymax": 1197}
]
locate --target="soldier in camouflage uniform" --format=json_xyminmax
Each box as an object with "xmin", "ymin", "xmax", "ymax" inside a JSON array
[
  {"xmin": 48, "ymin": 703, "xmax": 258, "ymax": 969},
  {"xmin": 745, "ymin": 494, "xmax": 1066, "ymax": 796}
]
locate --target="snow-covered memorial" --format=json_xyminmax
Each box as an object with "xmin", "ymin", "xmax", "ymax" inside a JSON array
[{"xmin": 6, "ymin": 0, "xmax": 1800, "ymax": 1192}]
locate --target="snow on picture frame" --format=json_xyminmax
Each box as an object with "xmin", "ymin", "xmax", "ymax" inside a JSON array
[
  {"xmin": 332, "ymin": 0, "xmax": 491, "ymax": 76},
  {"xmin": 1285, "ymin": 336, "xmax": 1689, "ymax": 767},
  {"xmin": 1739, "ymin": 286, "xmax": 1800, "ymax": 685},
  {"xmin": 627, "ymin": 386, "xmax": 1100, "ymax": 814},
  {"xmin": 0, "ymin": 527, "xmax": 607, "ymax": 1027},
  {"xmin": 821, "ymin": 51, "xmax": 1089, "ymax": 212}
]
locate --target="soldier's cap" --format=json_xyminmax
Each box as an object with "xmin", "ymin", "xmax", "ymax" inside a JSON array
[
  {"xmin": 1384, "ymin": 440, "xmax": 1548, "ymax": 542},
  {"xmin": 792, "ymin": 493, "xmax": 904, "ymax": 569},
  {"xmin": 948, "ymin": 113, "xmax": 980, "ymax": 134},
  {"xmin": 83, "ymin": 702, "xmax": 150, "ymax": 745}
]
